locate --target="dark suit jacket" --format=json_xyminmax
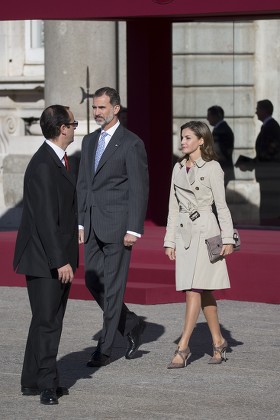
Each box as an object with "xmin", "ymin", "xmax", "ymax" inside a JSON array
[
  {"xmin": 212, "ymin": 121, "xmax": 235, "ymax": 185},
  {"xmin": 77, "ymin": 124, "xmax": 149, "ymax": 244},
  {"xmin": 13, "ymin": 142, "xmax": 79, "ymax": 277},
  {"xmin": 255, "ymin": 117, "xmax": 280, "ymax": 182}
]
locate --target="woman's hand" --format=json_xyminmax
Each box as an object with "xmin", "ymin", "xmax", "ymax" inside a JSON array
[
  {"xmin": 165, "ymin": 247, "xmax": 176, "ymax": 260},
  {"xmin": 220, "ymin": 244, "xmax": 234, "ymax": 257}
]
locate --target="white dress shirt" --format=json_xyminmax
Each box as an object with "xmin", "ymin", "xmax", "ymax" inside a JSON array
[{"xmin": 45, "ymin": 139, "xmax": 66, "ymax": 166}]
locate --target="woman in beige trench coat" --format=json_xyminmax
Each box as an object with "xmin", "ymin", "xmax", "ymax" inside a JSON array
[{"xmin": 164, "ymin": 121, "xmax": 235, "ymax": 368}]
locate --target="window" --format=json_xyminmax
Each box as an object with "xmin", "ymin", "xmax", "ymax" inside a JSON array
[{"xmin": 25, "ymin": 20, "xmax": 44, "ymax": 63}]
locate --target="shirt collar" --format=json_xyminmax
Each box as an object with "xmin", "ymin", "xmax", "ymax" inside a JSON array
[
  {"xmin": 262, "ymin": 116, "xmax": 273, "ymax": 126},
  {"xmin": 45, "ymin": 139, "xmax": 65, "ymax": 161},
  {"xmin": 102, "ymin": 120, "xmax": 120, "ymax": 138},
  {"xmin": 214, "ymin": 120, "xmax": 224, "ymax": 129}
]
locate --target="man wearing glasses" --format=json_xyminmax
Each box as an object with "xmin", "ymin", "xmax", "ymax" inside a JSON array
[
  {"xmin": 77, "ymin": 87, "xmax": 149, "ymax": 367},
  {"xmin": 13, "ymin": 105, "xmax": 79, "ymax": 405}
]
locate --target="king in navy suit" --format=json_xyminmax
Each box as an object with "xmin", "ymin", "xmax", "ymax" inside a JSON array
[{"xmin": 77, "ymin": 87, "xmax": 149, "ymax": 366}]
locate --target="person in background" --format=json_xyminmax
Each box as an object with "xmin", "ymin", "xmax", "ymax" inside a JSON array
[
  {"xmin": 207, "ymin": 105, "xmax": 235, "ymax": 187},
  {"xmin": 13, "ymin": 105, "xmax": 79, "ymax": 405},
  {"xmin": 164, "ymin": 121, "xmax": 234, "ymax": 369},
  {"xmin": 236, "ymin": 99, "xmax": 280, "ymax": 225},
  {"xmin": 77, "ymin": 87, "xmax": 149, "ymax": 367}
]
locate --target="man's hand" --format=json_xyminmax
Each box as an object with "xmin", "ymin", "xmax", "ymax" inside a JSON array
[
  {"xmin": 79, "ymin": 228, "xmax": 84, "ymax": 244},
  {"xmin": 124, "ymin": 233, "xmax": 138, "ymax": 247},
  {"xmin": 236, "ymin": 163, "xmax": 247, "ymax": 172},
  {"xmin": 235, "ymin": 156, "xmax": 255, "ymax": 172},
  {"xmin": 58, "ymin": 264, "xmax": 74, "ymax": 283}
]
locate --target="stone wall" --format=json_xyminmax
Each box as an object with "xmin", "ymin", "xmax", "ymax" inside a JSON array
[{"xmin": 171, "ymin": 20, "xmax": 280, "ymax": 225}]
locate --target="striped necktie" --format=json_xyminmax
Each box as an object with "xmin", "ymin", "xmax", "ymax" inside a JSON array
[{"xmin": 94, "ymin": 131, "xmax": 108, "ymax": 171}]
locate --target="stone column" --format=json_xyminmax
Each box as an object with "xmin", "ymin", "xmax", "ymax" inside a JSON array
[{"xmin": 44, "ymin": 20, "xmax": 117, "ymax": 140}]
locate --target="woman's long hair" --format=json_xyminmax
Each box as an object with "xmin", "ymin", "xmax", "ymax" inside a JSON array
[{"xmin": 179, "ymin": 120, "xmax": 217, "ymax": 162}]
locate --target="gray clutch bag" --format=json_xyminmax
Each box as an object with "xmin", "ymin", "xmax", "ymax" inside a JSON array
[{"xmin": 205, "ymin": 229, "xmax": 240, "ymax": 263}]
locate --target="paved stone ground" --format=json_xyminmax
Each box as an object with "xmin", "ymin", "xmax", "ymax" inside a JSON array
[{"xmin": 0, "ymin": 286, "xmax": 279, "ymax": 420}]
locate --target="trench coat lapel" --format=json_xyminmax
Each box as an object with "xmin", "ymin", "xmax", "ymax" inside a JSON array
[
  {"xmin": 174, "ymin": 160, "xmax": 190, "ymax": 189},
  {"xmin": 174, "ymin": 161, "xmax": 197, "ymax": 209}
]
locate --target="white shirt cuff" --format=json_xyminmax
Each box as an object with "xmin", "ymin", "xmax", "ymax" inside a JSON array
[{"xmin": 127, "ymin": 231, "xmax": 141, "ymax": 238}]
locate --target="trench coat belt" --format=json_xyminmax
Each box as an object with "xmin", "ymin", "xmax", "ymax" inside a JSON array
[
  {"xmin": 178, "ymin": 206, "xmax": 212, "ymax": 249},
  {"xmin": 179, "ymin": 205, "xmax": 213, "ymax": 214}
]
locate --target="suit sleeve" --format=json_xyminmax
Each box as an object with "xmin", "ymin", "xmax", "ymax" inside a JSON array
[
  {"xmin": 125, "ymin": 139, "xmax": 149, "ymax": 234},
  {"xmin": 30, "ymin": 162, "xmax": 69, "ymax": 269},
  {"xmin": 256, "ymin": 123, "xmax": 280, "ymax": 161},
  {"xmin": 76, "ymin": 136, "xmax": 88, "ymax": 227}
]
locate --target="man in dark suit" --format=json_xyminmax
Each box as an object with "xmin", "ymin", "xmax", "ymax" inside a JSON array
[
  {"xmin": 236, "ymin": 99, "xmax": 280, "ymax": 225},
  {"xmin": 77, "ymin": 87, "xmax": 149, "ymax": 367},
  {"xmin": 13, "ymin": 105, "xmax": 79, "ymax": 405},
  {"xmin": 207, "ymin": 105, "xmax": 235, "ymax": 186}
]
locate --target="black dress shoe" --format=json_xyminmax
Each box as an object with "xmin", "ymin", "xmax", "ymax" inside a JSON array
[
  {"xmin": 22, "ymin": 386, "xmax": 68, "ymax": 397},
  {"xmin": 87, "ymin": 350, "xmax": 111, "ymax": 367},
  {"xmin": 56, "ymin": 386, "xmax": 69, "ymax": 397},
  {"xmin": 125, "ymin": 319, "xmax": 146, "ymax": 359},
  {"xmin": 40, "ymin": 388, "xmax": 58, "ymax": 405},
  {"xmin": 21, "ymin": 387, "xmax": 40, "ymax": 396}
]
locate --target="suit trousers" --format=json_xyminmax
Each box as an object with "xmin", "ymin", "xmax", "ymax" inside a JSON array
[
  {"xmin": 21, "ymin": 275, "xmax": 70, "ymax": 390},
  {"xmin": 84, "ymin": 230, "xmax": 139, "ymax": 356}
]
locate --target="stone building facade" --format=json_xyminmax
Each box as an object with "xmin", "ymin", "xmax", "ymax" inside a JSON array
[{"xmin": 1, "ymin": 19, "xmax": 280, "ymax": 227}]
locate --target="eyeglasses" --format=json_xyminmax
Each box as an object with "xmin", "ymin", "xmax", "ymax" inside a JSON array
[{"xmin": 65, "ymin": 120, "xmax": 78, "ymax": 128}]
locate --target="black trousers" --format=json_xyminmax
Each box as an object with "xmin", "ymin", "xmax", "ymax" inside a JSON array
[
  {"xmin": 84, "ymin": 230, "xmax": 139, "ymax": 356},
  {"xmin": 21, "ymin": 275, "xmax": 70, "ymax": 391}
]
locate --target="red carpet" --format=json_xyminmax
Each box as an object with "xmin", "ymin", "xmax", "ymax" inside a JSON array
[{"xmin": 1, "ymin": 222, "xmax": 280, "ymax": 304}]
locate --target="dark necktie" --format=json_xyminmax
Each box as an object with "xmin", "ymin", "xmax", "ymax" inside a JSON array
[{"xmin": 64, "ymin": 152, "xmax": 69, "ymax": 171}]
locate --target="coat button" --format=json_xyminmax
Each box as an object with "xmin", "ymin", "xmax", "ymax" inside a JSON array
[
  {"xmin": 195, "ymin": 187, "xmax": 199, "ymax": 190},
  {"xmin": 200, "ymin": 177, "xmax": 204, "ymax": 180},
  {"xmin": 180, "ymin": 223, "xmax": 183, "ymax": 227}
]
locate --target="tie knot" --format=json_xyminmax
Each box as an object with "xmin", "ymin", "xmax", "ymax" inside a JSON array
[{"xmin": 100, "ymin": 131, "xmax": 108, "ymax": 140}]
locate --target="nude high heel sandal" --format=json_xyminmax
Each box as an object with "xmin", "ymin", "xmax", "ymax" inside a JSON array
[
  {"xmin": 167, "ymin": 346, "xmax": 191, "ymax": 369},
  {"xmin": 208, "ymin": 339, "xmax": 228, "ymax": 364}
]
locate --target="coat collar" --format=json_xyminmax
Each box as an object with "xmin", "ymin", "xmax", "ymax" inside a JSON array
[
  {"xmin": 179, "ymin": 156, "xmax": 207, "ymax": 168},
  {"xmin": 43, "ymin": 142, "xmax": 76, "ymax": 187},
  {"xmin": 177, "ymin": 156, "xmax": 208, "ymax": 186}
]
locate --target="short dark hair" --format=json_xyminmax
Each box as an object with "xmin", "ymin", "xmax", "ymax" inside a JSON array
[
  {"xmin": 207, "ymin": 105, "xmax": 224, "ymax": 119},
  {"xmin": 257, "ymin": 99, "xmax": 273, "ymax": 115},
  {"xmin": 40, "ymin": 105, "xmax": 70, "ymax": 139},
  {"xmin": 93, "ymin": 87, "xmax": 121, "ymax": 107}
]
